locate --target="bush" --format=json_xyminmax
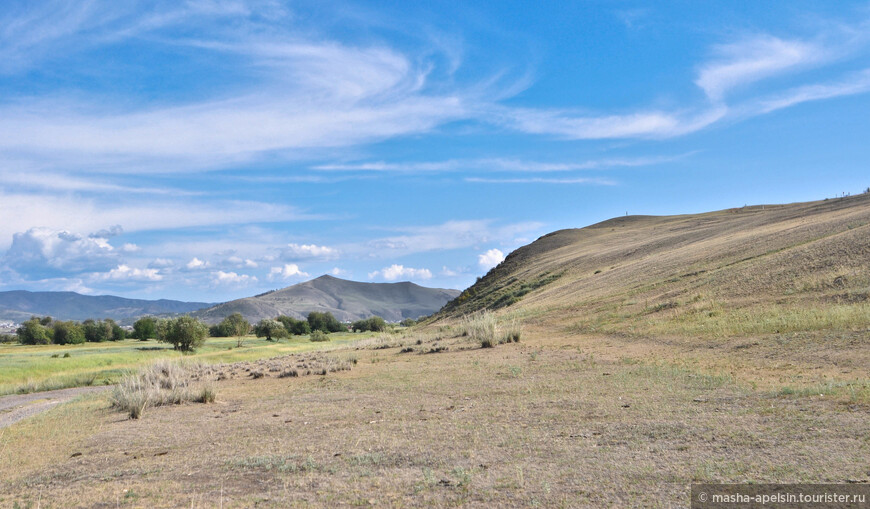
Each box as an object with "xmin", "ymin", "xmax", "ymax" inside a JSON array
[
  {"xmin": 400, "ymin": 318, "xmax": 417, "ymax": 327},
  {"xmin": 276, "ymin": 315, "xmax": 311, "ymax": 335},
  {"xmin": 254, "ymin": 319, "xmax": 288, "ymax": 341},
  {"xmin": 309, "ymin": 330, "xmax": 330, "ymax": 342},
  {"xmin": 17, "ymin": 318, "xmax": 53, "ymax": 345},
  {"xmin": 132, "ymin": 316, "xmax": 157, "ymax": 340},
  {"xmin": 156, "ymin": 316, "xmax": 209, "ymax": 352},
  {"xmin": 210, "ymin": 313, "xmax": 251, "ymax": 338},
  {"xmin": 52, "ymin": 321, "xmax": 86, "ymax": 345},
  {"xmin": 0, "ymin": 333, "xmax": 17, "ymax": 344},
  {"xmin": 307, "ymin": 311, "xmax": 344, "ymax": 333},
  {"xmin": 351, "ymin": 316, "xmax": 387, "ymax": 332}
]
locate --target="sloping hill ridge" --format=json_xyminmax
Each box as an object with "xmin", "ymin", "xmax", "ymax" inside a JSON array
[
  {"xmin": 438, "ymin": 193, "xmax": 870, "ymax": 327},
  {"xmin": 0, "ymin": 291, "xmax": 212, "ymax": 323},
  {"xmin": 193, "ymin": 275, "xmax": 461, "ymax": 324}
]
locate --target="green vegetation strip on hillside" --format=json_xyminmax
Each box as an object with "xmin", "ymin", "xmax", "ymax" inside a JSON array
[{"xmin": 0, "ymin": 333, "xmax": 369, "ymax": 396}]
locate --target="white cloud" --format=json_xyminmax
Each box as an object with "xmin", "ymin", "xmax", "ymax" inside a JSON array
[
  {"xmin": 268, "ymin": 263, "xmax": 309, "ymax": 281},
  {"xmin": 120, "ymin": 243, "xmax": 140, "ymax": 253},
  {"xmin": 2, "ymin": 227, "xmax": 119, "ymax": 278},
  {"xmin": 186, "ymin": 257, "xmax": 208, "ymax": 269},
  {"xmin": 227, "ymin": 256, "xmax": 259, "ymax": 268},
  {"xmin": 465, "ymin": 177, "xmax": 616, "ymax": 185},
  {"xmin": 364, "ymin": 220, "xmax": 543, "ymax": 257},
  {"xmin": 212, "ymin": 270, "xmax": 257, "ymax": 285},
  {"xmin": 368, "ymin": 264, "xmax": 432, "ymax": 281},
  {"xmin": 148, "ymin": 258, "xmax": 174, "ymax": 268},
  {"xmin": 440, "ymin": 266, "xmax": 459, "ymax": 277},
  {"xmin": 98, "ymin": 264, "xmax": 163, "ymax": 281},
  {"xmin": 478, "ymin": 249, "xmax": 505, "ymax": 270},
  {"xmin": 282, "ymin": 243, "xmax": 339, "ymax": 260},
  {"xmin": 0, "ymin": 190, "xmax": 304, "ymax": 250},
  {"xmin": 696, "ymin": 36, "xmax": 822, "ymax": 102},
  {"xmin": 330, "ymin": 267, "xmax": 350, "ymax": 277}
]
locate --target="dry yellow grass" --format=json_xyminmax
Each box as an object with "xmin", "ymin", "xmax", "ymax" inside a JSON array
[{"xmin": 2, "ymin": 195, "xmax": 869, "ymax": 506}]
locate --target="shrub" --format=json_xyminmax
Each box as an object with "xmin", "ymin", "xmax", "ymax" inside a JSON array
[
  {"xmin": 132, "ymin": 316, "xmax": 158, "ymax": 340},
  {"xmin": 309, "ymin": 330, "xmax": 330, "ymax": 342},
  {"xmin": 254, "ymin": 319, "xmax": 288, "ymax": 341},
  {"xmin": 17, "ymin": 318, "xmax": 53, "ymax": 345},
  {"xmin": 211, "ymin": 313, "xmax": 251, "ymax": 338},
  {"xmin": 351, "ymin": 316, "xmax": 387, "ymax": 332},
  {"xmin": 156, "ymin": 316, "xmax": 209, "ymax": 352},
  {"xmin": 400, "ymin": 318, "xmax": 417, "ymax": 327},
  {"xmin": 307, "ymin": 311, "xmax": 344, "ymax": 333},
  {"xmin": 0, "ymin": 333, "xmax": 17, "ymax": 343},
  {"xmin": 52, "ymin": 321, "xmax": 86, "ymax": 345},
  {"xmin": 276, "ymin": 315, "xmax": 311, "ymax": 335}
]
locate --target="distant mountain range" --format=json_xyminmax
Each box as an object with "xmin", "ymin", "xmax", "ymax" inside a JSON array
[
  {"xmin": 0, "ymin": 275, "xmax": 462, "ymax": 325},
  {"xmin": 192, "ymin": 275, "xmax": 461, "ymax": 324},
  {"xmin": 0, "ymin": 290, "xmax": 212, "ymax": 324}
]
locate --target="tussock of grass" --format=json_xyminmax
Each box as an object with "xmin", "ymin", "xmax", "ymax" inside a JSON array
[
  {"xmin": 459, "ymin": 311, "xmax": 523, "ymax": 348},
  {"xmin": 111, "ymin": 361, "xmax": 215, "ymax": 419}
]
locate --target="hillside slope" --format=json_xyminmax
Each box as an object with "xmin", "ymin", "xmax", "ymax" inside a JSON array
[
  {"xmin": 438, "ymin": 193, "xmax": 870, "ymax": 340},
  {"xmin": 0, "ymin": 291, "xmax": 211, "ymax": 323},
  {"xmin": 193, "ymin": 275, "xmax": 460, "ymax": 324}
]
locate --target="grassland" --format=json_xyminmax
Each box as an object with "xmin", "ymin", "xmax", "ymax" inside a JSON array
[
  {"xmin": 0, "ymin": 333, "xmax": 369, "ymax": 396},
  {"xmin": 1, "ymin": 195, "xmax": 869, "ymax": 506}
]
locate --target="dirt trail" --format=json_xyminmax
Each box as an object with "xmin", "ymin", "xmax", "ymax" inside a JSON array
[{"xmin": 0, "ymin": 386, "xmax": 111, "ymax": 429}]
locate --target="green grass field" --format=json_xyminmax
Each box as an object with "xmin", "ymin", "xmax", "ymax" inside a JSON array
[{"xmin": 0, "ymin": 332, "xmax": 371, "ymax": 396}]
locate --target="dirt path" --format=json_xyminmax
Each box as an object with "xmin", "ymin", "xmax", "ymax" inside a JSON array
[{"xmin": 0, "ymin": 386, "xmax": 112, "ymax": 429}]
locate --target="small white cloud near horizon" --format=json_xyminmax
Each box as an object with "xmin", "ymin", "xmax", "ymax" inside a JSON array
[
  {"xmin": 331, "ymin": 267, "xmax": 350, "ymax": 277},
  {"xmin": 98, "ymin": 264, "xmax": 162, "ymax": 282},
  {"xmin": 440, "ymin": 266, "xmax": 460, "ymax": 277},
  {"xmin": 478, "ymin": 249, "xmax": 505, "ymax": 270},
  {"xmin": 282, "ymin": 243, "xmax": 339, "ymax": 260},
  {"xmin": 213, "ymin": 270, "xmax": 257, "ymax": 285},
  {"xmin": 268, "ymin": 263, "xmax": 309, "ymax": 281},
  {"xmin": 368, "ymin": 264, "xmax": 432, "ymax": 281}
]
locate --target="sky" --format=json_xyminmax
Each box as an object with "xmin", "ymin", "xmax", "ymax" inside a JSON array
[{"xmin": 1, "ymin": 0, "xmax": 870, "ymax": 302}]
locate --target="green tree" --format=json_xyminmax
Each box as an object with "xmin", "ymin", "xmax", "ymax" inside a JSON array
[
  {"xmin": 276, "ymin": 315, "xmax": 311, "ymax": 335},
  {"xmin": 157, "ymin": 316, "xmax": 209, "ymax": 352},
  {"xmin": 132, "ymin": 316, "xmax": 157, "ymax": 341},
  {"xmin": 52, "ymin": 321, "xmax": 86, "ymax": 345},
  {"xmin": 307, "ymin": 311, "xmax": 344, "ymax": 333},
  {"xmin": 351, "ymin": 316, "xmax": 387, "ymax": 332},
  {"xmin": 254, "ymin": 319, "xmax": 288, "ymax": 341},
  {"xmin": 83, "ymin": 319, "xmax": 112, "ymax": 342},
  {"xmin": 400, "ymin": 318, "xmax": 417, "ymax": 327},
  {"xmin": 17, "ymin": 318, "xmax": 52, "ymax": 345}
]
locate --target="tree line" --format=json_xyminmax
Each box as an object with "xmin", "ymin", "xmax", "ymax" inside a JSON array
[{"xmin": 7, "ymin": 310, "xmax": 404, "ymax": 352}]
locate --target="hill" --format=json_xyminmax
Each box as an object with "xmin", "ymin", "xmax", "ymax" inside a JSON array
[
  {"xmin": 0, "ymin": 291, "xmax": 212, "ymax": 323},
  {"xmin": 438, "ymin": 194, "xmax": 870, "ymax": 357},
  {"xmin": 193, "ymin": 275, "xmax": 461, "ymax": 324}
]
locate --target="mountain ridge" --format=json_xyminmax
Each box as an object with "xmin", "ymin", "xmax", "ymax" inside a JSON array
[{"xmin": 192, "ymin": 275, "xmax": 461, "ymax": 324}]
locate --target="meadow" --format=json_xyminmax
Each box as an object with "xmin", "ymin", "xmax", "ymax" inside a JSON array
[{"xmin": 0, "ymin": 333, "xmax": 369, "ymax": 396}]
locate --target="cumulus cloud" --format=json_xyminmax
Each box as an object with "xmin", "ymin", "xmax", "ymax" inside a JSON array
[
  {"xmin": 282, "ymin": 243, "xmax": 339, "ymax": 260},
  {"xmin": 268, "ymin": 263, "xmax": 309, "ymax": 281},
  {"xmin": 368, "ymin": 264, "xmax": 432, "ymax": 281},
  {"xmin": 478, "ymin": 249, "xmax": 505, "ymax": 270},
  {"xmin": 148, "ymin": 258, "xmax": 174, "ymax": 268},
  {"xmin": 331, "ymin": 267, "xmax": 350, "ymax": 277},
  {"xmin": 98, "ymin": 264, "xmax": 162, "ymax": 281},
  {"xmin": 186, "ymin": 257, "xmax": 208, "ymax": 269},
  {"xmin": 212, "ymin": 270, "xmax": 257, "ymax": 285},
  {"xmin": 3, "ymin": 227, "xmax": 120, "ymax": 278}
]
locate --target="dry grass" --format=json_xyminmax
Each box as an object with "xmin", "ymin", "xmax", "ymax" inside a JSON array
[{"xmin": 110, "ymin": 361, "xmax": 215, "ymax": 419}]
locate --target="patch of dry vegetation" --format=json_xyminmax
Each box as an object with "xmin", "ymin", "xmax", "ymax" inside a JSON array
[{"xmin": 111, "ymin": 361, "xmax": 215, "ymax": 419}]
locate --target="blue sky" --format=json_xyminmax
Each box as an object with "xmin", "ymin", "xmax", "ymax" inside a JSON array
[{"xmin": 1, "ymin": 0, "xmax": 870, "ymax": 302}]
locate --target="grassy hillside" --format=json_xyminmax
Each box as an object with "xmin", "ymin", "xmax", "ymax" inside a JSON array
[
  {"xmin": 436, "ymin": 194, "xmax": 870, "ymax": 393},
  {"xmin": 194, "ymin": 275, "xmax": 460, "ymax": 324},
  {"xmin": 440, "ymin": 194, "xmax": 870, "ymax": 331}
]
